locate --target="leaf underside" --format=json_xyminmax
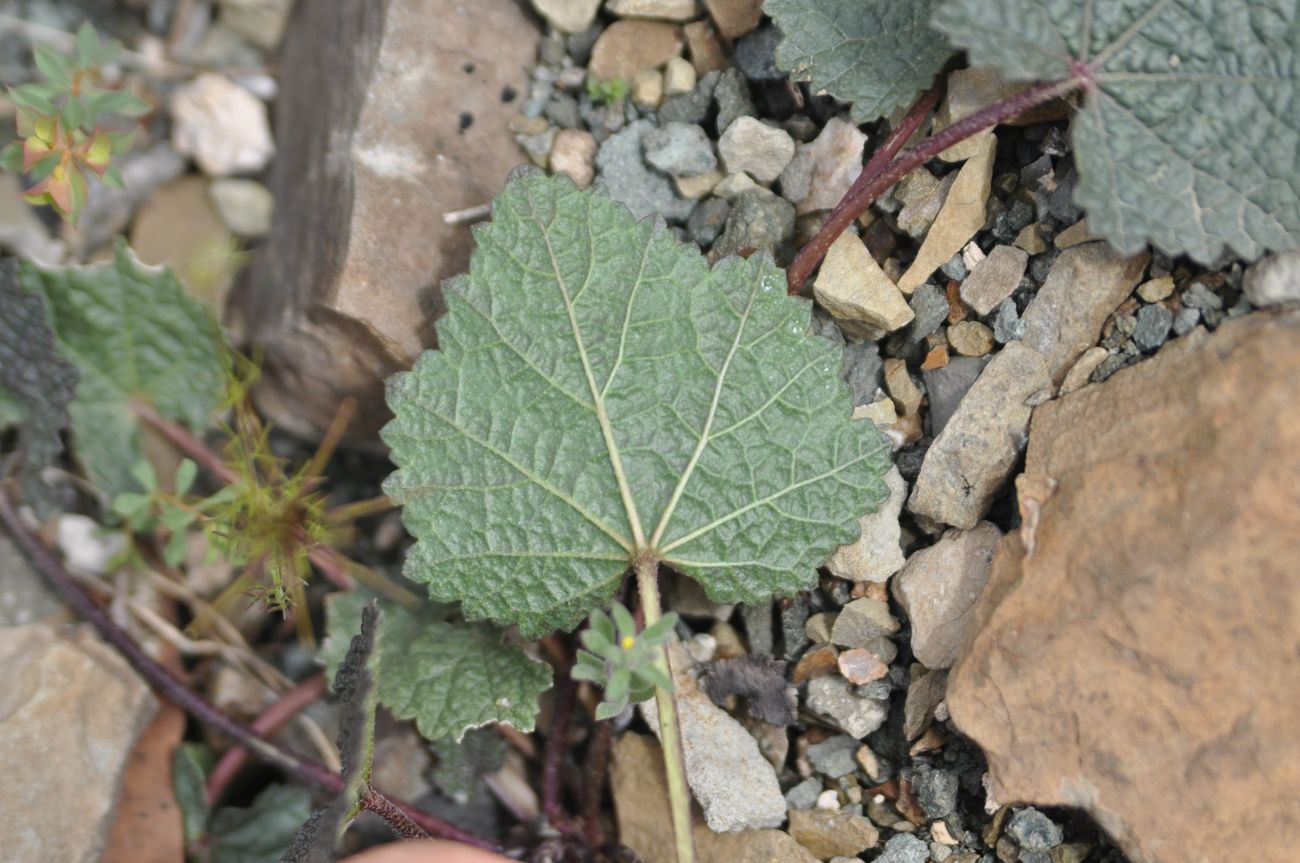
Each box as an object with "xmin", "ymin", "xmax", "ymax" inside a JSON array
[
  {"xmin": 766, "ymin": 0, "xmax": 955, "ymax": 122},
  {"xmin": 383, "ymin": 170, "xmax": 890, "ymax": 637},
  {"xmin": 18, "ymin": 242, "xmax": 227, "ymax": 495},
  {"xmin": 321, "ymin": 590, "xmax": 553, "ymax": 741},
  {"xmin": 933, "ymin": 0, "xmax": 1300, "ymax": 262},
  {"xmin": 0, "ymin": 258, "xmax": 79, "ymax": 514}
]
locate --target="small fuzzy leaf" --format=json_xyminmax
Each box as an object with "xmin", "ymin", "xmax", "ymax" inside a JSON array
[
  {"xmin": 932, "ymin": 0, "xmax": 1300, "ymax": 262},
  {"xmin": 9, "ymin": 86, "xmax": 56, "ymax": 115},
  {"xmin": 32, "ymin": 44, "xmax": 72, "ymax": 86},
  {"xmin": 0, "ymin": 259, "xmax": 79, "ymax": 514},
  {"xmin": 18, "ymin": 242, "xmax": 226, "ymax": 495},
  {"xmin": 383, "ymin": 171, "xmax": 890, "ymax": 638},
  {"xmin": 321, "ymin": 590, "xmax": 552, "ymax": 742},
  {"xmin": 210, "ymin": 784, "xmax": 312, "ymax": 863},
  {"xmin": 75, "ymin": 21, "xmax": 100, "ymax": 68},
  {"xmin": 766, "ymin": 0, "xmax": 955, "ymax": 122}
]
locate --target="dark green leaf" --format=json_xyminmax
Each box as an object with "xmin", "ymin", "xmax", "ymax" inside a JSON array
[
  {"xmin": 932, "ymin": 0, "xmax": 1300, "ymax": 262},
  {"xmin": 766, "ymin": 0, "xmax": 954, "ymax": 121},
  {"xmin": 18, "ymin": 242, "xmax": 227, "ymax": 496}
]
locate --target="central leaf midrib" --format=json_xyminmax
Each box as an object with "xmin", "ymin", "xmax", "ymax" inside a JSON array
[{"xmin": 528, "ymin": 191, "xmax": 648, "ymax": 549}]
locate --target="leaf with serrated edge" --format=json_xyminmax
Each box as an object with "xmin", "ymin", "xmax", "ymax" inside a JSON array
[
  {"xmin": 383, "ymin": 170, "xmax": 890, "ymax": 637},
  {"xmin": 0, "ymin": 259, "xmax": 78, "ymax": 514},
  {"xmin": 766, "ymin": 0, "xmax": 955, "ymax": 122},
  {"xmin": 932, "ymin": 0, "xmax": 1300, "ymax": 262},
  {"xmin": 321, "ymin": 590, "xmax": 552, "ymax": 741},
  {"xmin": 18, "ymin": 241, "xmax": 226, "ymax": 495}
]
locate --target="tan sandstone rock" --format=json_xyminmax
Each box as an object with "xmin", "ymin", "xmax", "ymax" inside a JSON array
[
  {"xmin": 948, "ymin": 309, "xmax": 1300, "ymax": 863},
  {"xmin": 0, "ymin": 625, "xmax": 157, "ymax": 863},
  {"xmin": 232, "ymin": 0, "xmax": 537, "ymax": 439}
]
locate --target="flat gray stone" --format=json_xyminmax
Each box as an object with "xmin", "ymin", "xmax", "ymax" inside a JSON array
[
  {"xmin": 1021, "ymin": 242, "xmax": 1149, "ymax": 383},
  {"xmin": 596, "ymin": 119, "xmax": 696, "ymax": 222},
  {"xmin": 643, "ymin": 121, "xmax": 717, "ymax": 177},
  {"xmin": 892, "ymin": 522, "xmax": 1002, "ymax": 669},
  {"xmin": 960, "ymin": 244, "xmax": 1028, "ymax": 315},
  {"xmin": 909, "ymin": 342, "xmax": 1053, "ymax": 529}
]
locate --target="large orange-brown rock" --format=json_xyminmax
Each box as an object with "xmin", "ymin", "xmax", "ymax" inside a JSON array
[
  {"xmin": 948, "ymin": 310, "xmax": 1300, "ymax": 863},
  {"xmin": 231, "ymin": 0, "xmax": 536, "ymax": 439}
]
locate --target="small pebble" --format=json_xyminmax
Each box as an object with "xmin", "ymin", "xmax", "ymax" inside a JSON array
[
  {"xmin": 1132, "ymin": 304, "xmax": 1173, "ymax": 352},
  {"xmin": 947, "ymin": 321, "xmax": 995, "ymax": 356},
  {"xmin": 1007, "ymin": 808, "xmax": 1064, "ymax": 852},
  {"xmin": 718, "ymin": 116, "xmax": 796, "ymax": 184},
  {"xmin": 837, "ymin": 647, "xmax": 889, "ymax": 684},
  {"xmin": 1136, "ymin": 276, "xmax": 1175, "ymax": 302},
  {"xmin": 1172, "ymin": 306, "xmax": 1201, "ymax": 336}
]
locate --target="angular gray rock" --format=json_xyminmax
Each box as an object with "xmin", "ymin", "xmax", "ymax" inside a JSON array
[
  {"xmin": 959, "ymin": 244, "xmax": 1028, "ymax": 315},
  {"xmin": 709, "ymin": 188, "xmax": 794, "ymax": 260},
  {"xmin": 806, "ymin": 676, "xmax": 889, "ymax": 738},
  {"xmin": 641, "ymin": 644, "xmax": 786, "ymax": 831},
  {"xmin": 1020, "ymin": 242, "xmax": 1149, "ymax": 383},
  {"xmin": 0, "ymin": 625, "xmax": 157, "ymax": 863},
  {"xmin": 643, "ymin": 122, "xmax": 717, "ymax": 177},
  {"xmin": 597, "ymin": 120, "xmax": 697, "ymax": 222},
  {"xmin": 892, "ymin": 522, "xmax": 1002, "ymax": 669},
  {"xmin": 909, "ymin": 342, "xmax": 1053, "ymax": 529},
  {"xmin": 923, "ymin": 355, "xmax": 990, "ymax": 436},
  {"xmin": 829, "ymin": 597, "xmax": 900, "ymax": 647}
]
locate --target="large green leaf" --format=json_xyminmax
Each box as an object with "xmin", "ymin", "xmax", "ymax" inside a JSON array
[
  {"xmin": 766, "ymin": 0, "xmax": 955, "ymax": 122},
  {"xmin": 382, "ymin": 170, "xmax": 890, "ymax": 637},
  {"xmin": 18, "ymin": 243, "xmax": 226, "ymax": 495},
  {"xmin": 0, "ymin": 259, "xmax": 78, "ymax": 514},
  {"xmin": 932, "ymin": 0, "xmax": 1300, "ymax": 263},
  {"xmin": 321, "ymin": 590, "xmax": 553, "ymax": 741}
]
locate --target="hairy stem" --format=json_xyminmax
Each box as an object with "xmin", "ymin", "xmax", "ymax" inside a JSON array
[
  {"xmin": 635, "ymin": 554, "xmax": 695, "ymax": 863},
  {"xmin": 785, "ymin": 76, "xmax": 1083, "ymax": 295},
  {"xmin": 0, "ymin": 489, "xmax": 498, "ymax": 853}
]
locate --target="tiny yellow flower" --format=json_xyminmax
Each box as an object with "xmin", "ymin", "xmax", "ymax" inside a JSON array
[{"xmin": 620, "ymin": 635, "xmax": 635, "ymax": 650}]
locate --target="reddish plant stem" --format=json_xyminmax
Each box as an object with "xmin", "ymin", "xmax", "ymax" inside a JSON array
[
  {"xmin": 542, "ymin": 669, "xmax": 579, "ymax": 834},
  {"xmin": 581, "ymin": 719, "xmax": 613, "ymax": 849},
  {"xmin": 786, "ymin": 80, "xmax": 944, "ymax": 295},
  {"xmin": 0, "ymin": 489, "xmax": 499, "ymax": 853},
  {"xmin": 785, "ymin": 76, "xmax": 1082, "ymax": 295},
  {"xmin": 207, "ymin": 672, "xmax": 328, "ymax": 802}
]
